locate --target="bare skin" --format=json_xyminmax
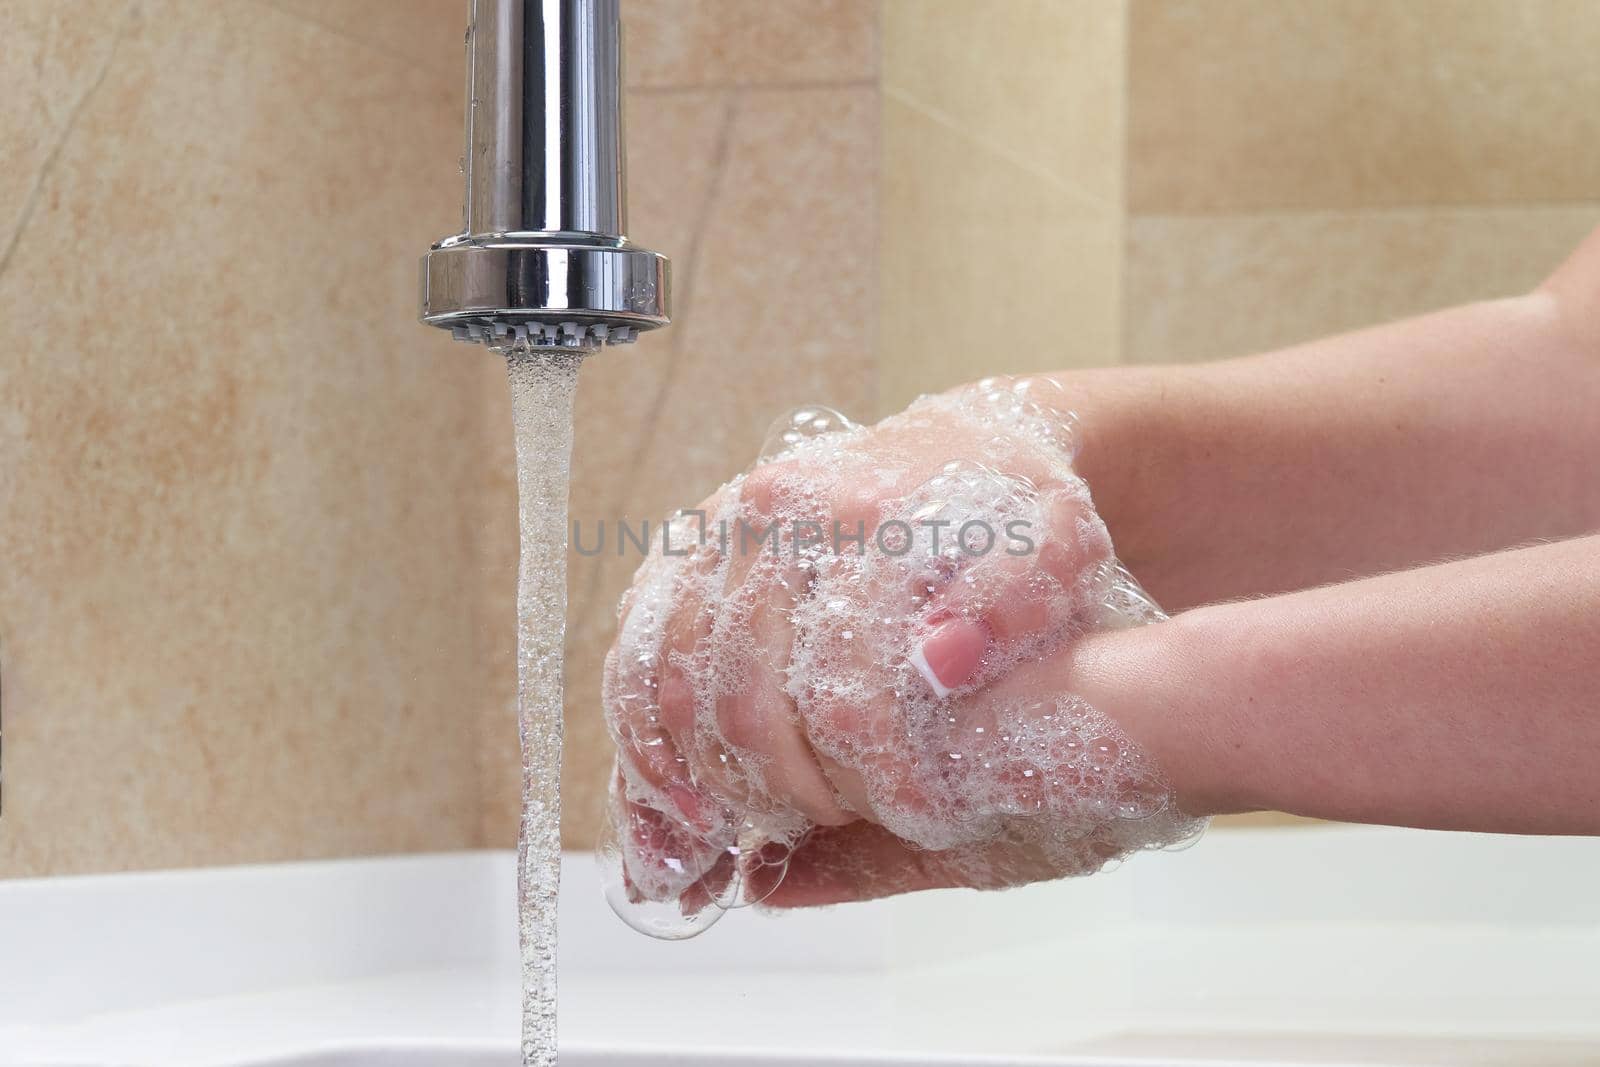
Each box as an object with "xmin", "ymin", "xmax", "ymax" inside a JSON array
[
  {"xmin": 1064, "ymin": 232, "xmax": 1600, "ymax": 614},
  {"xmin": 606, "ymin": 226, "xmax": 1600, "ymax": 909},
  {"xmin": 1078, "ymin": 536, "xmax": 1600, "ymax": 835},
  {"xmin": 772, "ymin": 536, "xmax": 1600, "ymax": 905}
]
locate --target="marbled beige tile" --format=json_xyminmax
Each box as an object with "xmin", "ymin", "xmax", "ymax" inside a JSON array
[
  {"xmin": 266, "ymin": 0, "xmax": 880, "ymax": 90},
  {"xmin": 264, "ymin": 0, "xmax": 465, "ymax": 75},
  {"xmin": 639, "ymin": 87, "xmax": 878, "ymax": 495},
  {"xmin": 0, "ymin": 1, "xmax": 129, "ymax": 259},
  {"xmin": 621, "ymin": 90, "xmax": 738, "ymax": 261},
  {"xmin": 268, "ymin": 0, "xmax": 880, "ymax": 90},
  {"xmin": 0, "ymin": 0, "xmax": 489, "ymax": 876},
  {"xmin": 624, "ymin": 0, "xmax": 878, "ymax": 89},
  {"xmin": 1123, "ymin": 206, "xmax": 1600, "ymax": 366},
  {"xmin": 880, "ymin": 93, "xmax": 1122, "ymax": 415},
  {"xmin": 884, "ymin": 0, "xmax": 1124, "ymax": 213},
  {"xmin": 1128, "ymin": 0, "xmax": 1600, "ymax": 213},
  {"xmin": 3, "ymin": 0, "xmax": 877, "ymax": 870}
]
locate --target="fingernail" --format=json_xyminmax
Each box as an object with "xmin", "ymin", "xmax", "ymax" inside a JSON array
[{"xmin": 910, "ymin": 619, "xmax": 987, "ymax": 699}]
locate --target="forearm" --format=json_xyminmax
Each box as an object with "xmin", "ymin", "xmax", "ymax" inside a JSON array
[
  {"xmin": 1055, "ymin": 289, "xmax": 1600, "ymax": 612},
  {"xmin": 1071, "ymin": 535, "xmax": 1600, "ymax": 834}
]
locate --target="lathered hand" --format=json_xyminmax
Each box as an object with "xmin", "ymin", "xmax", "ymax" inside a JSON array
[{"xmin": 599, "ymin": 379, "xmax": 1203, "ymax": 937}]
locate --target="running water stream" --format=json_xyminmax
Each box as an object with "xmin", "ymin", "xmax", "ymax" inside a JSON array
[{"xmin": 505, "ymin": 348, "xmax": 585, "ymax": 1067}]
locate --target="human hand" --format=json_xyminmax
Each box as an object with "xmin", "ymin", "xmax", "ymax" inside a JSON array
[{"xmin": 598, "ymin": 378, "xmax": 1202, "ymax": 936}]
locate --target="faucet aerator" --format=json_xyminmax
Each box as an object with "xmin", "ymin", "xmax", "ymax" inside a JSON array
[{"xmin": 419, "ymin": 0, "xmax": 670, "ymax": 352}]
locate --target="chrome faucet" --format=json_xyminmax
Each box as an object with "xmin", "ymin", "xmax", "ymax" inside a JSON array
[{"xmin": 420, "ymin": 0, "xmax": 670, "ymax": 350}]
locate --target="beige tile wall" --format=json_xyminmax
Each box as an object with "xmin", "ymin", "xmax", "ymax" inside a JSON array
[
  {"xmin": 879, "ymin": 0, "xmax": 1126, "ymax": 414},
  {"xmin": 0, "ymin": 0, "xmax": 878, "ymax": 873},
  {"xmin": 9, "ymin": 0, "xmax": 1595, "ymax": 875},
  {"xmin": 0, "ymin": 0, "xmax": 488, "ymax": 876},
  {"xmin": 880, "ymin": 0, "xmax": 1600, "ymax": 829},
  {"xmin": 1124, "ymin": 206, "xmax": 1600, "ymax": 365},
  {"xmin": 1126, "ymin": 0, "xmax": 1600, "ymax": 214},
  {"xmin": 884, "ymin": 0, "xmax": 1600, "ymax": 380},
  {"xmin": 1124, "ymin": 0, "xmax": 1600, "ymax": 366}
]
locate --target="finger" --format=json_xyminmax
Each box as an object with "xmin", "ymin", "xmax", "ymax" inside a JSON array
[
  {"xmin": 923, "ymin": 486, "xmax": 1112, "ymax": 650},
  {"xmin": 759, "ymin": 822, "xmax": 947, "ymax": 907},
  {"xmin": 710, "ymin": 464, "xmax": 855, "ymax": 826},
  {"xmin": 907, "ymin": 616, "xmax": 989, "ymax": 697},
  {"xmin": 610, "ymin": 768, "xmax": 726, "ymax": 904},
  {"xmin": 763, "ymin": 819, "xmax": 1108, "ymax": 908},
  {"xmin": 676, "ymin": 848, "xmax": 737, "ymax": 918},
  {"xmin": 604, "ymin": 624, "xmax": 704, "ymax": 827},
  {"xmin": 715, "ymin": 556, "xmax": 855, "ymax": 826},
  {"xmin": 604, "ymin": 504, "xmax": 735, "ymax": 830},
  {"xmin": 787, "ymin": 503, "xmax": 944, "ymax": 828},
  {"xmin": 654, "ymin": 536, "xmax": 749, "ymax": 821},
  {"xmin": 797, "ymin": 648, "xmax": 935, "ymax": 831}
]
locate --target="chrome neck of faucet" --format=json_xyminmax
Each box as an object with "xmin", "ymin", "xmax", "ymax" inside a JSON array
[
  {"xmin": 464, "ymin": 0, "xmax": 625, "ymax": 238},
  {"xmin": 421, "ymin": 0, "xmax": 670, "ymax": 351}
]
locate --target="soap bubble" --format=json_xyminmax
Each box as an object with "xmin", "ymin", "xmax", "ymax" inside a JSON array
[
  {"xmin": 597, "ymin": 817, "xmax": 732, "ymax": 940},
  {"xmin": 961, "ymin": 376, "xmax": 1082, "ymax": 462},
  {"xmin": 732, "ymin": 837, "xmax": 796, "ymax": 907},
  {"xmin": 1161, "ymin": 819, "xmax": 1210, "ymax": 853},
  {"xmin": 596, "ymin": 785, "xmax": 801, "ymax": 938},
  {"xmin": 758, "ymin": 405, "xmax": 858, "ymax": 461},
  {"xmin": 1097, "ymin": 561, "xmax": 1168, "ymax": 628},
  {"xmin": 596, "ymin": 781, "xmax": 741, "ymax": 940}
]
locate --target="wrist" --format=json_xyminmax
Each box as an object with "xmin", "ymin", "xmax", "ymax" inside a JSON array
[
  {"xmin": 1036, "ymin": 368, "xmax": 1200, "ymax": 607},
  {"xmin": 1059, "ymin": 608, "xmax": 1260, "ymax": 819}
]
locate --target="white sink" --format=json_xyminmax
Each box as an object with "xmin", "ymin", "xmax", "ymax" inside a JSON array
[{"xmin": 3, "ymin": 826, "xmax": 1598, "ymax": 1066}]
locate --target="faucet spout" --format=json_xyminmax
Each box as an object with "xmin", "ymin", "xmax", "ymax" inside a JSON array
[{"xmin": 420, "ymin": 0, "xmax": 671, "ymax": 350}]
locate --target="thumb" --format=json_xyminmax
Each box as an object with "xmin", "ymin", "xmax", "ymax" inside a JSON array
[{"xmin": 908, "ymin": 616, "xmax": 989, "ymax": 697}]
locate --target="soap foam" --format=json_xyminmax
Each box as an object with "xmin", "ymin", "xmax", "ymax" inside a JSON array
[{"xmin": 599, "ymin": 378, "xmax": 1206, "ymax": 937}]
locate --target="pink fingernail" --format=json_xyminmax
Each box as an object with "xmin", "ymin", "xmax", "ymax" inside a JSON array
[{"xmin": 910, "ymin": 619, "xmax": 987, "ymax": 698}]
